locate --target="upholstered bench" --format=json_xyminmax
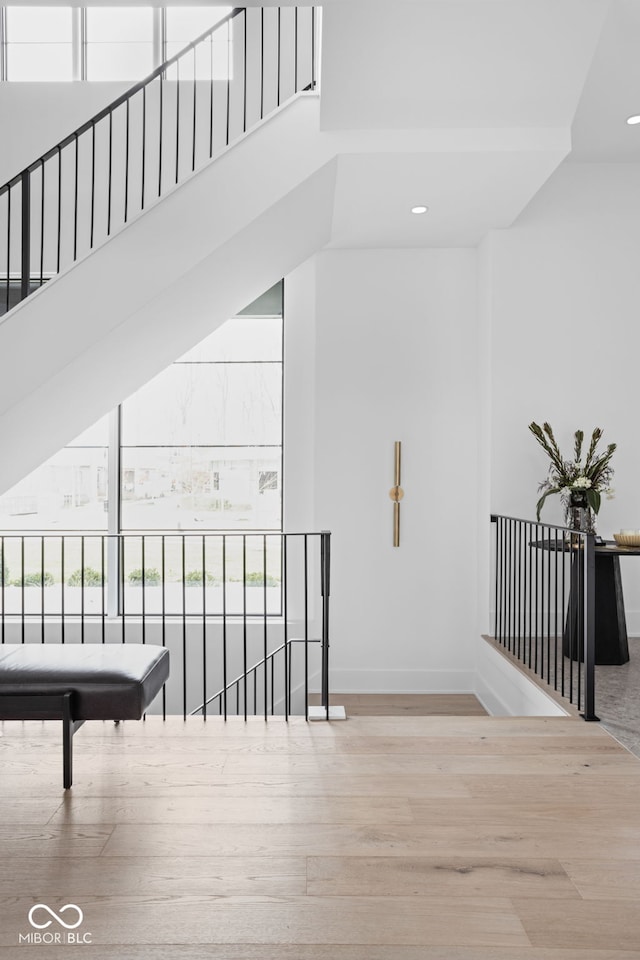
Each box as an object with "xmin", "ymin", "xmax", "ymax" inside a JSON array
[{"xmin": 0, "ymin": 644, "xmax": 170, "ymax": 788}]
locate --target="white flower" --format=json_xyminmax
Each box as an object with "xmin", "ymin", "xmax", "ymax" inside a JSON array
[{"xmin": 572, "ymin": 476, "xmax": 592, "ymax": 489}]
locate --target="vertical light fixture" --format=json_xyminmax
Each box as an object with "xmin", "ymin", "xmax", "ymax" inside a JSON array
[{"xmin": 389, "ymin": 441, "xmax": 404, "ymax": 546}]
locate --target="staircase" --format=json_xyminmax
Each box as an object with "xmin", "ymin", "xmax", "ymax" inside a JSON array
[{"xmin": 0, "ymin": 7, "xmax": 333, "ymax": 496}]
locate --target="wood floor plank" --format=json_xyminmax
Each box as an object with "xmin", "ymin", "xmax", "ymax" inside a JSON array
[
  {"xmin": 464, "ymin": 774, "xmax": 640, "ymax": 802},
  {"xmin": 319, "ymin": 734, "xmax": 624, "ymax": 756},
  {"xmin": 48, "ymin": 795, "xmax": 414, "ymax": 825},
  {"xmin": 0, "ymin": 825, "xmax": 113, "ymax": 858},
  {"xmin": 560, "ymin": 859, "xmax": 640, "ymax": 900},
  {"xmin": 306, "ymin": 856, "xmax": 580, "ymax": 900},
  {"xmin": 0, "ymin": 772, "xmax": 473, "ymax": 800},
  {"xmin": 409, "ymin": 797, "xmax": 640, "ymax": 826},
  {"xmin": 19, "ymin": 732, "xmax": 619, "ymax": 756},
  {"xmin": 0, "ymin": 856, "xmax": 307, "ymax": 897},
  {"xmin": 59, "ymin": 733, "xmax": 618, "ymax": 757},
  {"xmin": 220, "ymin": 751, "xmax": 638, "ymax": 777},
  {"xmin": 513, "ymin": 898, "xmax": 640, "ymax": 951},
  {"xmin": 2, "ymin": 947, "xmax": 640, "ymax": 960},
  {"xmin": 100, "ymin": 820, "xmax": 640, "ymax": 861},
  {"xmin": 0, "ymin": 798, "xmax": 62, "ymax": 823},
  {"xmin": 309, "ymin": 693, "xmax": 488, "ymax": 716},
  {"xmin": 0, "ymin": 753, "xmax": 228, "ymax": 778},
  {"xmin": 0, "ymin": 895, "xmax": 531, "ymax": 948}
]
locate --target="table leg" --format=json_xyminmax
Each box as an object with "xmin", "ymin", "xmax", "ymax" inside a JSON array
[
  {"xmin": 594, "ymin": 553, "xmax": 629, "ymax": 665},
  {"xmin": 563, "ymin": 553, "xmax": 630, "ymax": 665}
]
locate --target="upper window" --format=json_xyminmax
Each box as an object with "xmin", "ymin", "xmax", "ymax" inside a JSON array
[
  {"xmin": 1, "ymin": 5, "xmax": 234, "ymax": 82},
  {"xmin": 5, "ymin": 6, "xmax": 73, "ymax": 81},
  {"xmin": 86, "ymin": 7, "xmax": 153, "ymax": 81}
]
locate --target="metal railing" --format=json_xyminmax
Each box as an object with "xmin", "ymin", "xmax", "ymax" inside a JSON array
[
  {"xmin": 0, "ymin": 6, "xmax": 317, "ymax": 316},
  {"xmin": 490, "ymin": 514, "xmax": 596, "ymax": 719},
  {"xmin": 0, "ymin": 529, "xmax": 331, "ymax": 720}
]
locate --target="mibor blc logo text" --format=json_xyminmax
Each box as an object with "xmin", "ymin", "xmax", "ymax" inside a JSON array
[{"xmin": 18, "ymin": 903, "xmax": 93, "ymax": 945}]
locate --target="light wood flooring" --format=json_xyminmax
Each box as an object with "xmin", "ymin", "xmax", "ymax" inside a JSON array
[
  {"xmin": 2, "ymin": 712, "xmax": 640, "ymax": 958},
  {"xmin": 308, "ymin": 693, "xmax": 488, "ymax": 716}
]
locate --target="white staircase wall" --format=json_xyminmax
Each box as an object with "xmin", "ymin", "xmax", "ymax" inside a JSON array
[{"xmin": 0, "ymin": 94, "xmax": 336, "ymax": 495}]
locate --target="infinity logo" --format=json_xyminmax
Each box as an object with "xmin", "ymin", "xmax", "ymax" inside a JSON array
[{"xmin": 28, "ymin": 904, "xmax": 84, "ymax": 930}]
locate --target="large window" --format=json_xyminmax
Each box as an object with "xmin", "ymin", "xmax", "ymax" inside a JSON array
[
  {"xmin": 121, "ymin": 314, "xmax": 283, "ymax": 531},
  {"xmin": 0, "ymin": 5, "xmax": 232, "ymax": 82},
  {"xmin": 0, "ymin": 416, "xmax": 109, "ymax": 530},
  {"xmin": 0, "ymin": 284, "xmax": 283, "ymax": 534}
]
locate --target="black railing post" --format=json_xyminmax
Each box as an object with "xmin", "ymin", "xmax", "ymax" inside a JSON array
[
  {"xmin": 320, "ymin": 530, "xmax": 331, "ymax": 718},
  {"xmin": 490, "ymin": 515, "xmax": 498, "ymax": 639},
  {"xmin": 489, "ymin": 513, "xmax": 600, "ymax": 720},
  {"xmin": 582, "ymin": 532, "xmax": 598, "ymax": 720},
  {"xmin": 20, "ymin": 170, "xmax": 30, "ymax": 302}
]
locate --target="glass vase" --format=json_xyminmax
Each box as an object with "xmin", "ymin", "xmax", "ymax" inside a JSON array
[{"xmin": 565, "ymin": 494, "xmax": 596, "ymax": 534}]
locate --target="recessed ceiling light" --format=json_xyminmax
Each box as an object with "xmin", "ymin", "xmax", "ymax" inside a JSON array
[
  {"xmin": 626, "ymin": 115, "xmax": 640, "ymax": 125},
  {"xmin": 411, "ymin": 205, "xmax": 428, "ymax": 215}
]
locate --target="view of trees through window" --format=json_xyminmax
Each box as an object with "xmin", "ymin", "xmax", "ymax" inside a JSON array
[{"xmin": 0, "ymin": 286, "xmax": 283, "ymax": 534}]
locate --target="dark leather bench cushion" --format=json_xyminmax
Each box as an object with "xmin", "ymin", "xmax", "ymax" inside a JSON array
[{"xmin": 0, "ymin": 644, "xmax": 169, "ymax": 720}]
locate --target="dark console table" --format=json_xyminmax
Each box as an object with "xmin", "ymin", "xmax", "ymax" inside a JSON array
[{"xmin": 565, "ymin": 541, "xmax": 636, "ymax": 665}]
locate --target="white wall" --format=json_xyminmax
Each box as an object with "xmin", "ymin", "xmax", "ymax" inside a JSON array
[
  {"xmin": 0, "ymin": 83, "xmax": 131, "ymax": 184},
  {"xmin": 488, "ymin": 160, "xmax": 640, "ymax": 629},
  {"xmin": 307, "ymin": 248, "xmax": 479, "ymax": 692}
]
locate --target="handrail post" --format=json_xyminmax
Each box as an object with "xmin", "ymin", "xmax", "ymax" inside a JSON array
[
  {"xmin": 20, "ymin": 170, "xmax": 30, "ymax": 302},
  {"xmin": 582, "ymin": 532, "xmax": 598, "ymax": 720},
  {"xmin": 320, "ymin": 530, "xmax": 331, "ymax": 718}
]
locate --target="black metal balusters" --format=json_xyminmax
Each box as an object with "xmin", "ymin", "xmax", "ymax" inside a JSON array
[
  {"xmin": 490, "ymin": 514, "xmax": 596, "ymax": 719},
  {"xmin": 0, "ymin": 529, "xmax": 329, "ymax": 722}
]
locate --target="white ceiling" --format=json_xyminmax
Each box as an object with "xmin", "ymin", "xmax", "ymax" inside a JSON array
[
  {"xmin": 317, "ymin": 0, "xmax": 640, "ymax": 247},
  {"xmin": 320, "ymin": 0, "xmax": 609, "ymax": 131},
  {"xmin": 327, "ymin": 143, "xmax": 569, "ymax": 248},
  {"xmin": 571, "ymin": 0, "xmax": 640, "ymax": 161}
]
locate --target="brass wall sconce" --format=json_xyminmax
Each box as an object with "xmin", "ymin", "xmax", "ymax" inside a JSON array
[{"xmin": 389, "ymin": 441, "xmax": 404, "ymax": 547}]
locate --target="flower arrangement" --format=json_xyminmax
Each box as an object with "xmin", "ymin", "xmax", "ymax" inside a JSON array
[{"xmin": 528, "ymin": 421, "xmax": 616, "ymax": 523}]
